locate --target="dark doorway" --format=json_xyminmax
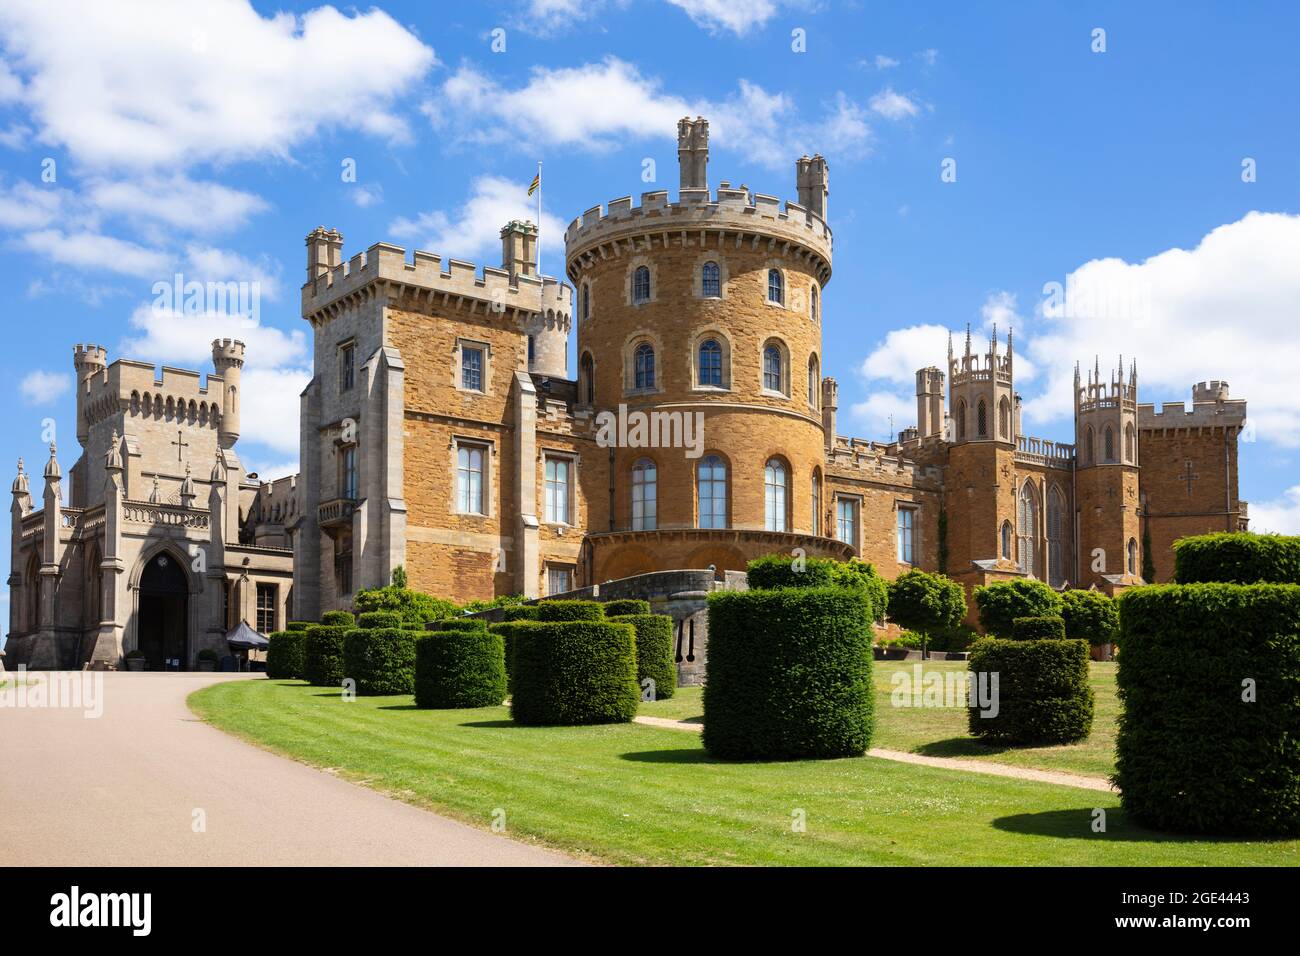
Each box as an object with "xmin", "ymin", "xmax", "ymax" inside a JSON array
[{"xmin": 137, "ymin": 552, "xmax": 189, "ymax": 670}]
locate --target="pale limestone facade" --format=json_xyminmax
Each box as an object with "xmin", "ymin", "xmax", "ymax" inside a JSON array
[{"xmin": 6, "ymin": 341, "xmax": 294, "ymax": 670}]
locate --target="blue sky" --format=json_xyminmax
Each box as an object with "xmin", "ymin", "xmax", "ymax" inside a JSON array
[{"xmin": 0, "ymin": 0, "xmax": 1298, "ymax": 608}]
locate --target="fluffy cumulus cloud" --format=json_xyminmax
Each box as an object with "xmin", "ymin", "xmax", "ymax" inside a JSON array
[
  {"xmin": 391, "ymin": 175, "xmax": 575, "ymax": 265},
  {"xmin": 0, "ymin": 0, "xmax": 436, "ymax": 170},
  {"xmin": 430, "ymin": 58, "xmax": 871, "ymax": 168},
  {"xmin": 19, "ymin": 369, "xmax": 70, "ymax": 405},
  {"xmin": 86, "ymin": 177, "xmax": 268, "ymax": 235},
  {"xmin": 663, "ymin": 0, "xmax": 780, "ymax": 35},
  {"xmin": 869, "ymin": 87, "xmax": 920, "ymax": 121},
  {"xmin": 520, "ymin": 0, "xmax": 793, "ymax": 36},
  {"xmin": 1249, "ymin": 485, "xmax": 1300, "ymax": 535}
]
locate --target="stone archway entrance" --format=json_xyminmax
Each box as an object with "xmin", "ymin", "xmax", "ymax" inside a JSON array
[{"xmin": 137, "ymin": 552, "xmax": 188, "ymax": 670}]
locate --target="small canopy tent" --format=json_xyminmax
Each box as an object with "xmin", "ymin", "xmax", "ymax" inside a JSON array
[{"xmin": 224, "ymin": 620, "xmax": 269, "ymax": 671}]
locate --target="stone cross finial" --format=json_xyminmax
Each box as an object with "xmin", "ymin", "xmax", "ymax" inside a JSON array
[{"xmin": 44, "ymin": 442, "xmax": 60, "ymax": 480}]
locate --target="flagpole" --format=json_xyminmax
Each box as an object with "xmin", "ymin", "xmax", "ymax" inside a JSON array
[{"xmin": 536, "ymin": 160, "xmax": 543, "ymax": 278}]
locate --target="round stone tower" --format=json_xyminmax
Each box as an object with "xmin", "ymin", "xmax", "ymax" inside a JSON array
[
  {"xmin": 211, "ymin": 338, "xmax": 245, "ymax": 449},
  {"xmin": 73, "ymin": 343, "xmax": 108, "ymax": 447},
  {"xmin": 565, "ymin": 117, "xmax": 849, "ymax": 578}
]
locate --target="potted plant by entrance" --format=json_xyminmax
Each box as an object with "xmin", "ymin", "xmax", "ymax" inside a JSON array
[
  {"xmin": 124, "ymin": 649, "xmax": 147, "ymax": 672},
  {"xmin": 196, "ymin": 648, "xmax": 219, "ymax": 672}
]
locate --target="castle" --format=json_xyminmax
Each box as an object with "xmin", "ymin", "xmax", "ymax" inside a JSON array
[
  {"xmin": 289, "ymin": 116, "xmax": 1249, "ymax": 624},
  {"xmin": 6, "ymin": 341, "xmax": 294, "ymax": 669},
  {"xmin": 6, "ymin": 116, "xmax": 1250, "ymax": 667}
]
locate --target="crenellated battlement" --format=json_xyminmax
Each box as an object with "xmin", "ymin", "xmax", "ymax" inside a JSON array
[
  {"xmin": 563, "ymin": 184, "xmax": 833, "ymax": 286},
  {"xmin": 826, "ymin": 435, "xmax": 942, "ymax": 486},
  {"xmin": 301, "ymin": 239, "xmax": 572, "ymax": 326},
  {"xmin": 77, "ymin": 352, "xmax": 226, "ymax": 434},
  {"xmin": 1138, "ymin": 391, "xmax": 1247, "ymax": 430}
]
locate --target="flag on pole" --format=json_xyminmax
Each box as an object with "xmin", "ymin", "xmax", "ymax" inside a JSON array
[{"xmin": 527, "ymin": 171, "xmax": 541, "ymax": 197}]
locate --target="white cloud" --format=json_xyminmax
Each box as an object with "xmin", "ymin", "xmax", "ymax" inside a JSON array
[
  {"xmin": 238, "ymin": 366, "xmax": 312, "ymax": 455},
  {"xmin": 87, "ymin": 177, "xmax": 268, "ymax": 234},
  {"xmin": 0, "ymin": 0, "xmax": 435, "ymax": 170},
  {"xmin": 0, "ymin": 122, "xmax": 32, "ymax": 148},
  {"xmin": 349, "ymin": 183, "xmax": 384, "ymax": 209},
  {"xmin": 184, "ymin": 245, "xmax": 283, "ymax": 303},
  {"xmin": 21, "ymin": 228, "xmax": 171, "ymax": 278},
  {"xmin": 119, "ymin": 304, "xmax": 306, "ymax": 370},
  {"xmin": 432, "ymin": 58, "xmax": 871, "ymax": 169},
  {"xmin": 848, "ymin": 391, "xmax": 916, "ymax": 444},
  {"xmin": 390, "ymin": 175, "xmax": 568, "ymax": 266},
  {"xmin": 19, "ymin": 369, "xmax": 70, "ymax": 405},
  {"xmin": 979, "ymin": 290, "xmax": 1024, "ymax": 336},
  {"xmin": 1018, "ymin": 212, "xmax": 1300, "ymax": 443},
  {"xmin": 664, "ymin": 0, "xmax": 779, "ymax": 34},
  {"xmin": 869, "ymin": 87, "xmax": 919, "ymax": 121},
  {"xmin": 873, "ymin": 54, "xmax": 900, "ymax": 70},
  {"xmin": 1249, "ymin": 485, "xmax": 1300, "ymax": 535},
  {"xmin": 0, "ymin": 179, "xmax": 65, "ymax": 230},
  {"xmin": 246, "ymin": 459, "xmax": 300, "ymax": 483},
  {"xmin": 916, "ymin": 48, "xmax": 939, "ymax": 67}
]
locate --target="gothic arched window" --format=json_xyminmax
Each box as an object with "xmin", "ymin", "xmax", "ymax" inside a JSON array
[
  {"xmin": 1104, "ymin": 426, "xmax": 1115, "ymax": 463},
  {"xmin": 1018, "ymin": 480, "xmax": 1038, "ymax": 577},
  {"xmin": 763, "ymin": 344, "xmax": 783, "ymax": 393},
  {"xmin": 764, "ymin": 458, "xmax": 788, "ymax": 532},
  {"xmin": 698, "ymin": 339, "xmax": 722, "ymax": 387},
  {"xmin": 633, "ymin": 266, "xmax": 651, "ymax": 304},
  {"xmin": 807, "ymin": 354, "xmax": 820, "ymax": 407},
  {"xmin": 999, "ymin": 397, "xmax": 1010, "ymax": 439},
  {"xmin": 701, "ymin": 261, "xmax": 721, "ymax": 298},
  {"xmin": 957, "ymin": 400, "xmax": 967, "ymax": 440},
  {"xmin": 1048, "ymin": 486, "xmax": 1065, "ymax": 586},
  {"xmin": 977, "ymin": 400, "xmax": 988, "ymax": 438},
  {"xmin": 1127, "ymin": 537, "xmax": 1138, "ymax": 575},
  {"xmin": 697, "ymin": 456, "xmax": 728, "ymax": 529},
  {"xmin": 1125, "ymin": 423, "xmax": 1136, "ymax": 463},
  {"xmin": 632, "ymin": 459, "xmax": 657, "ymax": 531},
  {"xmin": 1001, "ymin": 520, "xmax": 1012, "ymax": 559},
  {"xmin": 580, "ymin": 352, "xmax": 594, "ymax": 405},
  {"xmin": 767, "ymin": 268, "xmax": 784, "ymax": 305},
  {"xmin": 634, "ymin": 343, "xmax": 655, "ymax": 390}
]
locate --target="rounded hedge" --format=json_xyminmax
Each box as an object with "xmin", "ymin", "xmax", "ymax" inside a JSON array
[
  {"xmin": 746, "ymin": 554, "xmax": 888, "ymax": 617},
  {"xmin": 703, "ymin": 587, "xmax": 874, "ymax": 760},
  {"xmin": 966, "ymin": 638, "xmax": 1093, "ymax": 744},
  {"xmin": 535, "ymin": 600, "xmax": 605, "ymax": 622},
  {"xmin": 427, "ymin": 618, "xmax": 489, "ymax": 633},
  {"xmin": 608, "ymin": 613, "xmax": 676, "ymax": 700},
  {"xmin": 974, "ymin": 579, "xmax": 1063, "ymax": 637},
  {"xmin": 342, "ymin": 627, "xmax": 416, "ymax": 695},
  {"xmin": 1060, "ymin": 589, "xmax": 1120, "ymax": 646},
  {"xmin": 266, "ymin": 631, "xmax": 305, "ymax": 680},
  {"xmin": 1115, "ymin": 582, "xmax": 1300, "ymax": 836},
  {"xmin": 320, "ymin": 610, "xmax": 355, "ymax": 627},
  {"xmin": 357, "ymin": 610, "xmax": 403, "ymax": 630},
  {"xmin": 303, "ymin": 624, "xmax": 350, "ymax": 686},
  {"xmin": 286, "ymin": 621, "xmax": 312, "ymax": 632},
  {"xmin": 501, "ymin": 605, "xmax": 539, "ymax": 622},
  {"xmin": 1010, "ymin": 616, "xmax": 1066, "ymax": 641},
  {"xmin": 1173, "ymin": 533, "xmax": 1300, "ymax": 585},
  {"xmin": 510, "ymin": 620, "xmax": 639, "ymax": 726},
  {"xmin": 415, "ymin": 630, "xmax": 507, "ymax": 708},
  {"xmin": 603, "ymin": 598, "xmax": 651, "ymax": 617}
]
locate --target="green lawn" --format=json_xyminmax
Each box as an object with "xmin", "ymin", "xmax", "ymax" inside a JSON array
[
  {"xmin": 646, "ymin": 661, "xmax": 1118, "ymax": 779},
  {"xmin": 190, "ymin": 679, "xmax": 1297, "ymax": 866}
]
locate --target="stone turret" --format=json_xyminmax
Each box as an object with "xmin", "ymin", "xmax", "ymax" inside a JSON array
[
  {"xmin": 915, "ymin": 366, "xmax": 944, "ymax": 440},
  {"xmin": 305, "ymin": 226, "xmax": 344, "ymax": 283},
  {"xmin": 1075, "ymin": 356, "xmax": 1138, "ymax": 467},
  {"xmin": 501, "ymin": 220, "xmax": 538, "ymax": 280},
  {"xmin": 677, "ymin": 116, "xmax": 709, "ymax": 191},
  {"xmin": 212, "ymin": 338, "xmax": 245, "ymax": 449},
  {"xmin": 796, "ymin": 154, "xmax": 829, "ymax": 220},
  {"xmin": 73, "ymin": 343, "xmax": 108, "ymax": 447},
  {"xmin": 821, "ymin": 377, "xmax": 839, "ymax": 450},
  {"xmin": 949, "ymin": 325, "xmax": 1015, "ymax": 444}
]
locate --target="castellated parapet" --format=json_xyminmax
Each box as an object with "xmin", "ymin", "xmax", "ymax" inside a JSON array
[
  {"xmin": 563, "ymin": 184, "xmax": 833, "ymax": 286},
  {"xmin": 74, "ymin": 344, "xmax": 228, "ymax": 439},
  {"xmin": 1138, "ymin": 380, "xmax": 1247, "ymax": 431}
]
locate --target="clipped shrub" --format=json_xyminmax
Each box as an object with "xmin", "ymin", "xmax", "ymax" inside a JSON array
[
  {"xmin": 265, "ymin": 630, "xmax": 305, "ymax": 679},
  {"xmin": 746, "ymin": 555, "xmax": 888, "ymax": 615},
  {"xmin": 887, "ymin": 569, "xmax": 966, "ymax": 651},
  {"xmin": 535, "ymin": 599, "xmax": 604, "ymax": 622},
  {"xmin": 974, "ymin": 579, "xmax": 1063, "ymax": 637},
  {"xmin": 1173, "ymin": 532, "xmax": 1300, "ymax": 585},
  {"xmin": 704, "ymin": 587, "xmax": 874, "ymax": 760},
  {"xmin": 286, "ymin": 621, "xmax": 312, "ymax": 632},
  {"xmin": 303, "ymin": 624, "xmax": 349, "ymax": 686},
  {"xmin": 1010, "ymin": 615, "xmax": 1066, "ymax": 641},
  {"xmin": 320, "ymin": 610, "xmax": 355, "ymax": 627},
  {"xmin": 459, "ymin": 593, "xmax": 528, "ymax": 614},
  {"xmin": 357, "ymin": 610, "xmax": 403, "ymax": 630},
  {"xmin": 501, "ymin": 605, "xmax": 538, "ymax": 622},
  {"xmin": 1060, "ymin": 589, "xmax": 1120, "ymax": 646},
  {"xmin": 510, "ymin": 620, "xmax": 639, "ymax": 726},
  {"xmin": 353, "ymin": 584, "xmax": 456, "ymax": 627},
  {"xmin": 342, "ymin": 627, "xmax": 416, "ymax": 695},
  {"xmin": 415, "ymin": 630, "xmax": 507, "ymax": 708},
  {"xmin": 603, "ymin": 598, "xmax": 651, "ymax": 617},
  {"xmin": 966, "ymin": 638, "xmax": 1093, "ymax": 744},
  {"xmin": 1115, "ymin": 582, "xmax": 1300, "ymax": 836},
  {"xmin": 608, "ymin": 613, "xmax": 676, "ymax": 699},
  {"xmin": 428, "ymin": 618, "xmax": 489, "ymax": 633}
]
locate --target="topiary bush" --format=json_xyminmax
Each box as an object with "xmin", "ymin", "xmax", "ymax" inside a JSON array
[
  {"xmin": 353, "ymin": 584, "xmax": 456, "ymax": 627},
  {"xmin": 320, "ymin": 610, "xmax": 355, "ymax": 627},
  {"xmin": 608, "ymin": 613, "xmax": 675, "ymax": 699},
  {"xmin": 286, "ymin": 621, "xmax": 312, "ymax": 632},
  {"xmin": 357, "ymin": 610, "xmax": 403, "ymax": 630},
  {"xmin": 501, "ymin": 605, "xmax": 538, "ymax": 622},
  {"xmin": 703, "ymin": 587, "xmax": 874, "ymax": 760},
  {"xmin": 342, "ymin": 626, "xmax": 416, "ymax": 695},
  {"xmin": 510, "ymin": 620, "xmax": 639, "ymax": 726},
  {"xmin": 974, "ymin": 579, "xmax": 1064, "ymax": 637},
  {"xmin": 266, "ymin": 630, "xmax": 305, "ymax": 680},
  {"xmin": 1115, "ymin": 582, "xmax": 1300, "ymax": 836},
  {"xmin": 966, "ymin": 638, "xmax": 1093, "ymax": 744},
  {"xmin": 603, "ymin": 598, "xmax": 651, "ymax": 617},
  {"xmin": 746, "ymin": 555, "xmax": 888, "ymax": 616},
  {"xmin": 414, "ymin": 630, "xmax": 507, "ymax": 709},
  {"xmin": 1010, "ymin": 615, "xmax": 1066, "ymax": 641},
  {"xmin": 1173, "ymin": 533, "xmax": 1300, "ymax": 585},
  {"xmin": 886, "ymin": 569, "xmax": 967, "ymax": 653},
  {"xmin": 427, "ymin": 618, "xmax": 489, "ymax": 633},
  {"xmin": 1060, "ymin": 589, "xmax": 1120, "ymax": 646},
  {"xmin": 303, "ymin": 623, "xmax": 350, "ymax": 686},
  {"xmin": 535, "ymin": 599, "xmax": 605, "ymax": 622}
]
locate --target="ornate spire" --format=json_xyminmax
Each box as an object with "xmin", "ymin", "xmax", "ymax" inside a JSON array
[
  {"xmin": 210, "ymin": 449, "xmax": 224, "ymax": 483},
  {"xmin": 104, "ymin": 428, "xmax": 123, "ymax": 472},
  {"xmin": 43, "ymin": 442, "xmax": 60, "ymax": 481},
  {"xmin": 148, "ymin": 475, "xmax": 162, "ymax": 504},
  {"xmin": 179, "ymin": 461, "xmax": 195, "ymax": 501},
  {"xmin": 12, "ymin": 458, "xmax": 29, "ymax": 496}
]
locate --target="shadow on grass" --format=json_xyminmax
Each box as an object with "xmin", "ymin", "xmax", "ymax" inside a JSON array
[
  {"xmin": 620, "ymin": 748, "xmax": 716, "ymax": 765},
  {"xmin": 913, "ymin": 736, "xmax": 1014, "ymax": 759},
  {"xmin": 459, "ymin": 719, "xmax": 518, "ymax": 729},
  {"xmin": 991, "ymin": 808, "xmax": 1278, "ymax": 844}
]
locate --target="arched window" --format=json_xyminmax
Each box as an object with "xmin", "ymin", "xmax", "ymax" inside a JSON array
[
  {"xmin": 632, "ymin": 459, "xmax": 657, "ymax": 531},
  {"xmin": 580, "ymin": 352, "xmax": 594, "ymax": 405},
  {"xmin": 1001, "ymin": 521, "xmax": 1012, "ymax": 559},
  {"xmin": 698, "ymin": 339, "xmax": 722, "ymax": 387},
  {"xmin": 633, "ymin": 266, "xmax": 651, "ymax": 303},
  {"xmin": 634, "ymin": 343, "xmax": 655, "ymax": 389},
  {"xmin": 764, "ymin": 459, "xmax": 788, "ymax": 532},
  {"xmin": 1104, "ymin": 426, "xmax": 1115, "ymax": 463},
  {"xmin": 1085, "ymin": 426, "xmax": 1095, "ymax": 465},
  {"xmin": 697, "ymin": 456, "xmax": 728, "ymax": 529},
  {"xmin": 527, "ymin": 335, "xmax": 535, "ymax": 365},
  {"xmin": 763, "ymin": 345, "xmax": 783, "ymax": 392},
  {"xmin": 999, "ymin": 397, "xmax": 1010, "ymax": 439},
  {"xmin": 807, "ymin": 355, "xmax": 820, "ymax": 407},
  {"xmin": 956, "ymin": 400, "xmax": 967, "ymax": 440},
  {"xmin": 1127, "ymin": 538, "xmax": 1138, "ymax": 575},
  {"xmin": 456, "ymin": 445, "xmax": 485, "ymax": 514},
  {"xmin": 24, "ymin": 553, "xmax": 39, "ymax": 631},
  {"xmin": 810, "ymin": 284, "xmax": 819, "ymax": 321},
  {"xmin": 1125, "ymin": 423, "xmax": 1135, "ymax": 463},
  {"xmin": 1048, "ymin": 486, "xmax": 1065, "ymax": 587},
  {"xmin": 811, "ymin": 469, "xmax": 822, "ymax": 536},
  {"xmin": 1018, "ymin": 481, "xmax": 1038, "ymax": 577},
  {"xmin": 580, "ymin": 283, "xmax": 590, "ymax": 322},
  {"xmin": 701, "ymin": 261, "xmax": 721, "ymax": 298},
  {"xmin": 977, "ymin": 399, "xmax": 988, "ymax": 437},
  {"xmin": 767, "ymin": 268, "xmax": 784, "ymax": 304}
]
